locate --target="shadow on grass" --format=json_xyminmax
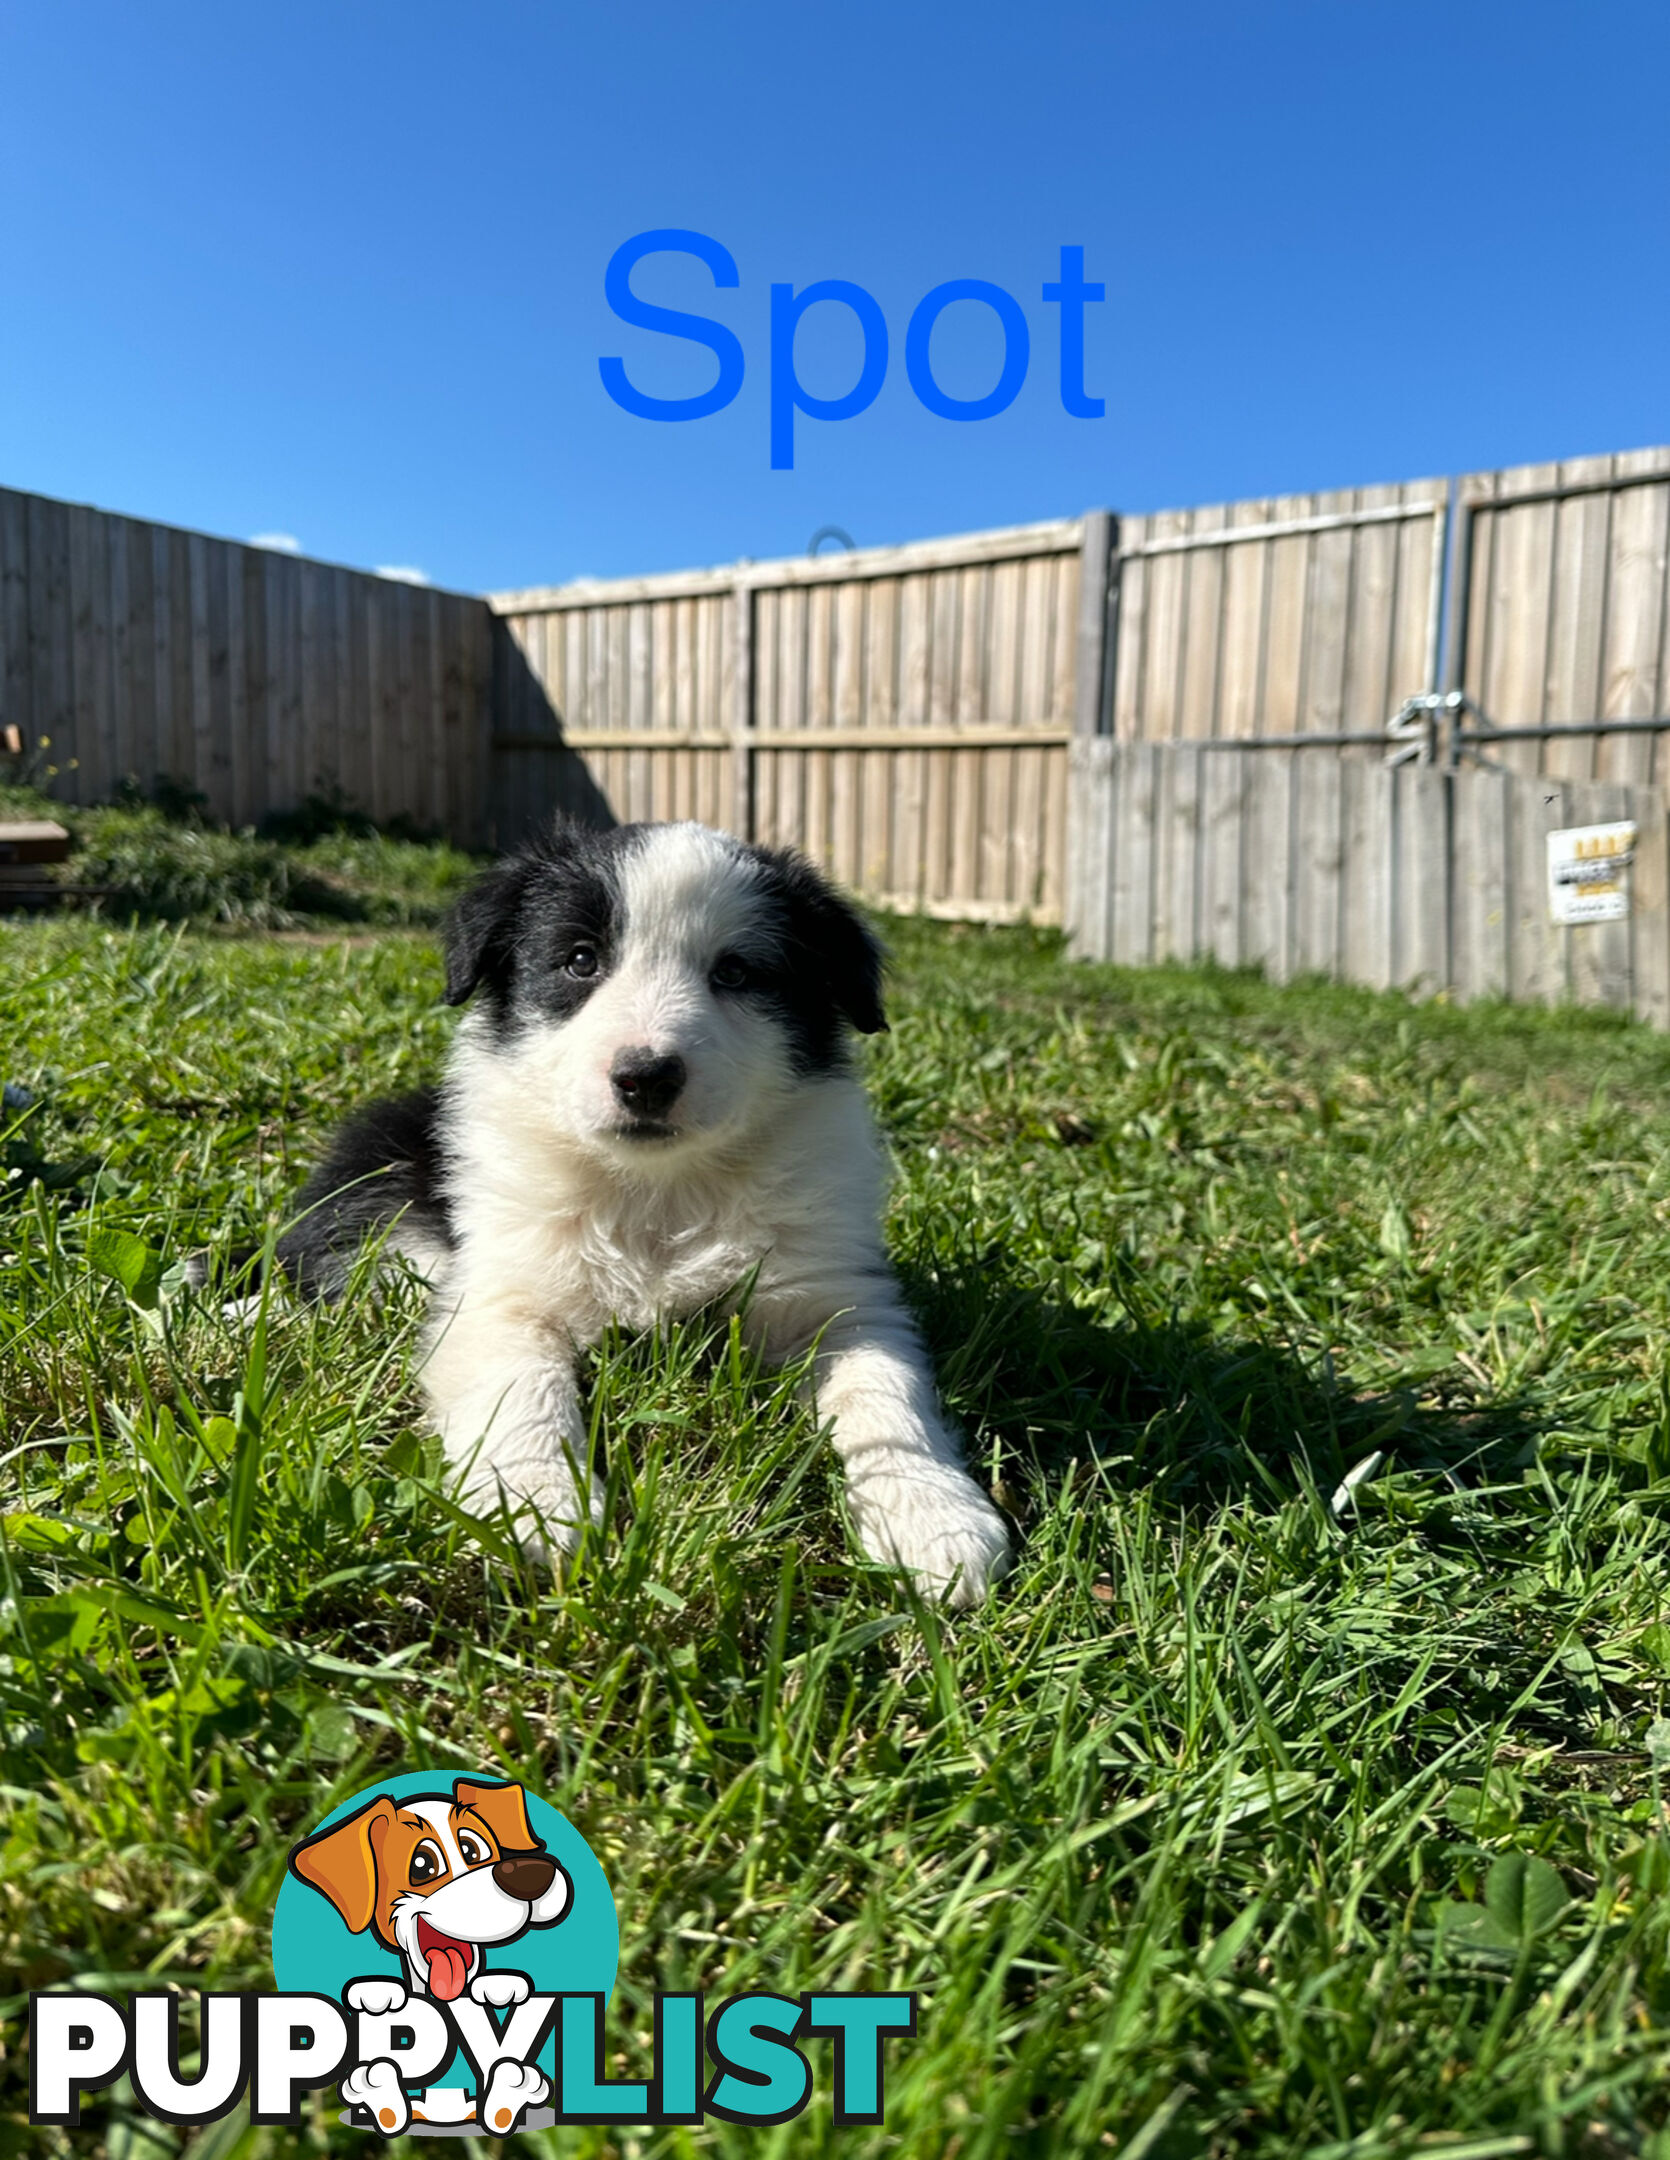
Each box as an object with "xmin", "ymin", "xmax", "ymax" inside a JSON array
[{"xmin": 898, "ymin": 1245, "xmax": 1543, "ymax": 1518}]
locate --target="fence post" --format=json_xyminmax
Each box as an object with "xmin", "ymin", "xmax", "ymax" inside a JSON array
[
  {"xmin": 1065, "ymin": 511, "xmax": 1117, "ymax": 956},
  {"xmin": 1073, "ymin": 510, "xmax": 1116, "ymax": 742},
  {"xmin": 731, "ymin": 575, "xmax": 754, "ymax": 843}
]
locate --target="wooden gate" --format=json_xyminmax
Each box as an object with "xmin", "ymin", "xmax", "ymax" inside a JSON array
[{"xmin": 1066, "ymin": 739, "xmax": 1670, "ymax": 1028}]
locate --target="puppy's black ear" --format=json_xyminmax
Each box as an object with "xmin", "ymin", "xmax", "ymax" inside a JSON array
[
  {"xmin": 771, "ymin": 850, "xmax": 888, "ymax": 1035},
  {"xmin": 442, "ymin": 854, "xmax": 534, "ymax": 1008}
]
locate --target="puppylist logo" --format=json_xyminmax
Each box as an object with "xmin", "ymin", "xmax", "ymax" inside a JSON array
[{"xmin": 29, "ymin": 1770, "xmax": 915, "ymax": 2137}]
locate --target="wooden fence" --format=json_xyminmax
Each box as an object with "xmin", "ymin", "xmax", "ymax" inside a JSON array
[
  {"xmin": 1453, "ymin": 446, "xmax": 1670, "ymax": 782},
  {"xmin": 1110, "ymin": 479, "xmax": 1446, "ymax": 744},
  {"xmin": 0, "ymin": 484, "xmax": 496, "ymax": 843},
  {"xmin": 7, "ymin": 445, "xmax": 1670, "ymax": 1020},
  {"xmin": 490, "ymin": 517, "xmax": 1091, "ymax": 920},
  {"xmin": 1065, "ymin": 739, "xmax": 1670, "ymax": 1027},
  {"xmin": 485, "ymin": 478, "xmax": 1454, "ymax": 921}
]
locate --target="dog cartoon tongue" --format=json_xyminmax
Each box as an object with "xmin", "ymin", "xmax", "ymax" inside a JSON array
[{"xmin": 416, "ymin": 1917, "xmax": 473, "ymax": 2002}]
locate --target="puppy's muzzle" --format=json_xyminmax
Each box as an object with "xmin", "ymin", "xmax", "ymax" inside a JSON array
[
  {"xmin": 493, "ymin": 1850, "xmax": 558, "ymax": 1900},
  {"xmin": 610, "ymin": 1049, "xmax": 686, "ymax": 1118}
]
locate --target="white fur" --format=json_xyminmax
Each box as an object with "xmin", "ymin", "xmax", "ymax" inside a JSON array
[{"xmin": 422, "ymin": 824, "xmax": 1010, "ymax": 1607}]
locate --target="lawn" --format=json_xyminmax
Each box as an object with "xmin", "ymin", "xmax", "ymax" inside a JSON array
[{"xmin": 8, "ymin": 877, "xmax": 1670, "ymax": 2157}]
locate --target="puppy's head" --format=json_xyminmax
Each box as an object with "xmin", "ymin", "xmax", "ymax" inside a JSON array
[
  {"xmin": 289, "ymin": 1778, "xmax": 570, "ymax": 2001},
  {"xmin": 442, "ymin": 820, "xmax": 885, "ymax": 1167}
]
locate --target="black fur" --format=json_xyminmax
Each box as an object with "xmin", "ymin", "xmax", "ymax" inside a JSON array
[
  {"xmin": 738, "ymin": 841, "xmax": 888, "ymax": 1072},
  {"xmin": 274, "ymin": 1087, "xmax": 452, "ymax": 1297},
  {"xmin": 443, "ymin": 820, "xmax": 627, "ymax": 1033}
]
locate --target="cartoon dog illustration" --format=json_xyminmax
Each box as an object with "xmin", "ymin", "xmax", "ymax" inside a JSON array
[{"xmin": 290, "ymin": 1775, "xmax": 572, "ymax": 2133}]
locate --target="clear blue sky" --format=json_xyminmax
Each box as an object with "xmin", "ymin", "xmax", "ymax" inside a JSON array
[{"xmin": 2, "ymin": 2, "xmax": 1666, "ymax": 594}]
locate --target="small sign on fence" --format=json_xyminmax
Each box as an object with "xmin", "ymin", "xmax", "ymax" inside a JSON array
[{"xmin": 1547, "ymin": 822, "xmax": 1637, "ymax": 925}]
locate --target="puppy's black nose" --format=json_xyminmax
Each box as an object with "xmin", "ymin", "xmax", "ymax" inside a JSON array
[
  {"xmin": 493, "ymin": 1851, "xmax": 557, "ymax": 1901},
  {"xmin": 610, "ymin": 1049, "xmax": 686, "ymax": 1117}
]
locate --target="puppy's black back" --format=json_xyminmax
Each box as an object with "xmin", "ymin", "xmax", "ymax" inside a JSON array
[{"xmin": 276, "ymin": 1087, "xmax": 453, "ymax": 1298}]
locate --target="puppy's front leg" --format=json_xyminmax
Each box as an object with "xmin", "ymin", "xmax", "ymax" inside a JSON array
[
  {"xmin": 420, "ymin": 1293, "xmax": 601, "ymax": 1563},
  {"xmin": 809, "ymin": 1299, "xmax": 1011, "ymax": 1609}
]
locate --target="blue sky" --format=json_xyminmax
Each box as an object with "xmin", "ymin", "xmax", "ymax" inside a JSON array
[{"xmin": 2, "ymin": 2, "xmax": 1666, "ymax": 593}]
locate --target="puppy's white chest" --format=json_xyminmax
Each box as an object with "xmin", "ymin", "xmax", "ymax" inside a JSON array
[{"xmin": 573, "ymin": 1203, "xmax": 762, "ymax": 1334}]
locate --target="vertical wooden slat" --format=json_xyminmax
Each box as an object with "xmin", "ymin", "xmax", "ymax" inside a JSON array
[
  {"xmin": 1200, "ymin": 749, "xmax": 1245, "ymax": 965},
  {"xmin": 1541, "ymin": 454, "xmax": 1615, "ymax": 781},
  {"xmin": 1109, "ymin": 544, "xmax": 1148, "ymax": 741},
  {"xmin": 28, "ymin": 496, "xmax": 70, "ymax": 795},
  {"xmin": 831, "ymin": 579, "xmax": 863, "ymax": 883},
  {"xmin": 1064, "ymin": 736, "xmax": 1113, "ymax": 960},
  {"xmin": 1339, "ymin": 757, "xmax": 1391, "ymax": 991},
  {"xmin": 1216, "ymin": 501, "xmax": 1269, "ymax": 739},
  {"xmin": 731, "ymin": 581, "xmax": 754, "ymax": 843},
  {"xmin": 1176, "ymin": 502, "xmax": 1227, "ymax": 737},
  {"xmin": 1600, "ymin": 466, "xmax": 1669, "ymax": 785},
  {"xmin": 1290, "ymin": 750, "xmax": 1343, "ymax": 980},
  {"xmin": 1153, "ymin": 741, "xmax": 1202, "ymax": 962},
  {"xmin": 1570, "ymin": 780, "xmax": 1636, "ymax": 1010},
  {"xmin": 106, "ymin": 518, "xmax": 133, "ymax": 795},
  {"xmin": 225, "ymin": 543, "xmax": 249, "ymax": 824},
  {"xmin": 1109, "ymin": 741, "xmax": 1156, "ymax": 964},
  {"xmin": 1505, "ymin": 777, "xmax": 1568, "ymax": 1007},
  {"xmin": 0, "ymin": 493, "xmax": 29, "ymax": 751},
  {"xmin": 1393, "ymin": 766, "xmax": 1450, "ymax": 993},
  {"xmin": 1304, "ymin": 503, "xmax": 1355, "ymax": 738},
  {"xmin": 1342, "ymin": 484, "xmax": 1398, "ymax": 732},
  {"xmin": 1241, "ymin": 750, "xmax": 1293, "ymax": 980},
  {"xmin": 1493, "ymin": 473, "xmax": 1561, "ymax": 776},
  {"xmin": 67, "ymin": 506, "xmax": 99, "ymax": 803},
  {"xmin": 1631, "ymin": 795, "xmax": 1670, "ymax": 1030},
  {"xmin": 1451, "ymin": 763, "xmax": 1509, "ymax": 1002},
  {"xmin": 862, "ymin": 576, "xmax": 897, "ymax": 896}
]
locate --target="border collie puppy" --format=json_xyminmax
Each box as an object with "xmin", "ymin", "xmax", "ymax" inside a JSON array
[{"xmin": 276, "ymin": 819, "xmax": 1011, "ymax": 1608}]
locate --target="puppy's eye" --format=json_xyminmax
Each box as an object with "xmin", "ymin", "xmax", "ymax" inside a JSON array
[
  {"xmin": 409, "ymin": 1840, "xmax": 446, "ymax": 1886},
  {"xmin": 710, "ymin": 954, "xmax": 750, "ymax": 992},
  {"xmin": 457, "ymin": 1831, "xmax": 491, "ymax": 1867},
  {"xmin": 564, "ymin": 945, "xmax": 600, "ymax": 980}
]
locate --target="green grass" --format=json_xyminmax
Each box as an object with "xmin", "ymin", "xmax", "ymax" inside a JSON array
[
  {"xmin": 9, "ymin": 900, "xmax": 1670, "ymax": 2157},
  {"xmin": 0, "ymin": 780, "xmax": 480, "ymax": 928}
]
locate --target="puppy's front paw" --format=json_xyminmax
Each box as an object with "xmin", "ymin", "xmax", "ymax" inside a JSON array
[
  {"xmin": 342, "ymin": 2058, "xmax": 410, "ymax": 2135},
  {"xmin": 461, "ymin": 1470, "xmax": 604, "ymax": 1566},
  {"xmin": 480, "ymin": 2058, "xmax": 549, "ymax": 2136},
  {"xmin": 469, "ymin": 1967, "xmax": 531, "ymax": 2008},
  {"xmin": 508, "ymin": 1479, "xmax": 606, "ymax": 1568},
  {"xmin": 850, "ymin": 1470, "xmax": 1013, "ymax": 1609},
  {"xmin": 346, "ymin": 1978, "xmax": 408, "ymax": 2017}
]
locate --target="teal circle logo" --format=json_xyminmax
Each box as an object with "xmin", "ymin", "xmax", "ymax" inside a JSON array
[{"xmin": 271, "ymin": 1769, "xmax": 616, "ymax": 2126}]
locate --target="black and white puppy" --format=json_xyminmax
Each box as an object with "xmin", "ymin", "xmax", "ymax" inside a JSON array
[{"xmin": 277, "ymin": 818, "xmax": 1011, "ymax": 1607}]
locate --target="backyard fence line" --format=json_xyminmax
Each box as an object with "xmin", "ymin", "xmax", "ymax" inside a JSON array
[
  {"xmin": 0, "ymin": 485, "xmax": 497, "ymax": 845},
  {"xmin": 6, "ymin": 445, "xmax": 1670, "ymax": 1019}
]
